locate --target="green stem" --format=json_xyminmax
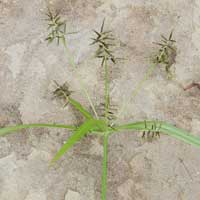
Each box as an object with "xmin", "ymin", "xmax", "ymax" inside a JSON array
[
  {"xmin": 104, "ymin": 58, "xmax": 110, "ymax": 122},
  {"xmin": 62, "ymin": 38, "xmax": 99, "ymax": 119},
  {"xmin": 101, "ymin": 133, "xmax": 109, "ymax": 200}
]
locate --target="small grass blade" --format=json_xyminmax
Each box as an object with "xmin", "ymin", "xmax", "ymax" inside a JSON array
[
  {"xmin": 68, "ymin": 97, "xmax": 93, "ymax": 119},
  {"xmin": 161, "ymin": 123, "xmax": 200, "ymax": 148},
  {"xmin": 0, "ymin": 123, "xmax": 76, "ymax": 137},
  {"xmin": 50, "ymin": 119, "xmax": 98, "ymax": 165},
  {"xmin": 113, "ymin": 121, "xmax": 200, "ymax": 148}
]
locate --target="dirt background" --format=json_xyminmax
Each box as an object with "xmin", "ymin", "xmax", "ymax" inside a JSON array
[{"xmin": 0, "ymin": 0, "xmax": 200, "ymax": 199}]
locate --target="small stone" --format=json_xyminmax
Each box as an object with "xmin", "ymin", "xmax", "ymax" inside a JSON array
[{"xmin": 65, "ymin": 190, "xmax": 81, "ymax": 200}]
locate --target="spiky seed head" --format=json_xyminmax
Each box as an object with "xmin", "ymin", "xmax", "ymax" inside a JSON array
[
  {"xmin": 45, "ymin": 9, "xmax": 67, "ymax": 45},
  {"xmin": 153, "ymin": 30, "xmax": 177, "ymax": 79},
  {"xmin": 53, "ymin": 81, "xmax": 73, "ymax": 104},
  {"xmin": 91, "ymin": 19, "xmax": 117, "ymax": 65}
]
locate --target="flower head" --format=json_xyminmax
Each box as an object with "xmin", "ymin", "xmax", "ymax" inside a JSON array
[{"xmin": 91, "ymin": 19, "xmax": 116, "ymax": 66}]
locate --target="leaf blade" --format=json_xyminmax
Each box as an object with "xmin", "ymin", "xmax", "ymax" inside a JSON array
[
  {"xmin": 50, "ymin": 119, "xmax": 97, "ymax": 165},
  {"xmin": 113, "ymin": 121, "xmax": 200, "ymax": 148},
  {"xmin": 68, "ymin": 97, "xmax": 93, "ymax": 119},
  {"xmin": 0, "ymin": 123, "xmax": 76, "ymax": 137}
]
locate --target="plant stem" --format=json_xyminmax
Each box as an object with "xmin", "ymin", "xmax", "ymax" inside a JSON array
[
  {"xmin": 62, "ymin": 38, "xmax": 99, "ymax": 119},
  {"xmin": 104, "ymin": 58, "xmax": 110, "ymax": 122},
  {"xmin": 101, "ymin": 133, "xmax": 109, "ymax": 200}
]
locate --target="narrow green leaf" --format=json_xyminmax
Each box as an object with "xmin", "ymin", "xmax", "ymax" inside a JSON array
[
  {"xmin": 113, "ymin": 121, "xmax": 200, "ymax": 148},
  {"xmin": 161, "ymin": 123, "xmax": 200, "ymax": 147},
  {"xmin": 0, "ymin": 123, "xmax": 76, "ymax": 137},
  {"xmin": 50, "ymin": 119, "xmax": 97, "ymax": 165},
  {"xmin": 68, "ymin": 97, "xmax": 93, "ymax": 119}
]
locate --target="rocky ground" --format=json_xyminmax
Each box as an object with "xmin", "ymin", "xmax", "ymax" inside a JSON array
[{"xmin": 0, "ymin": 0, "xmax": 200, "ymax": 199}]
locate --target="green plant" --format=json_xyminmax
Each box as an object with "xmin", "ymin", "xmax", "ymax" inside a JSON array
[{"xmin": 0, "ymin": 11, "xmax": 200, "ymax": 200}]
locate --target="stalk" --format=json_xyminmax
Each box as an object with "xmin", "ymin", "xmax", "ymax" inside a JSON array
[
  {"xmin": 62, "ymin": 38, "xmax": 99, "ymax": 119},
  {"xmin": 101, "ymin": 133, "xmax": 109, "ymax": 200},
  {"xmin": 104, "ymin": 58, "xmax": 110, "ymax": 122}
]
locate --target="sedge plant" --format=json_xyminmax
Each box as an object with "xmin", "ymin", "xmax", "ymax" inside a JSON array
[{"xmin": 0, "ymin": 11, "xmax": 200, "ymax": 200}]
